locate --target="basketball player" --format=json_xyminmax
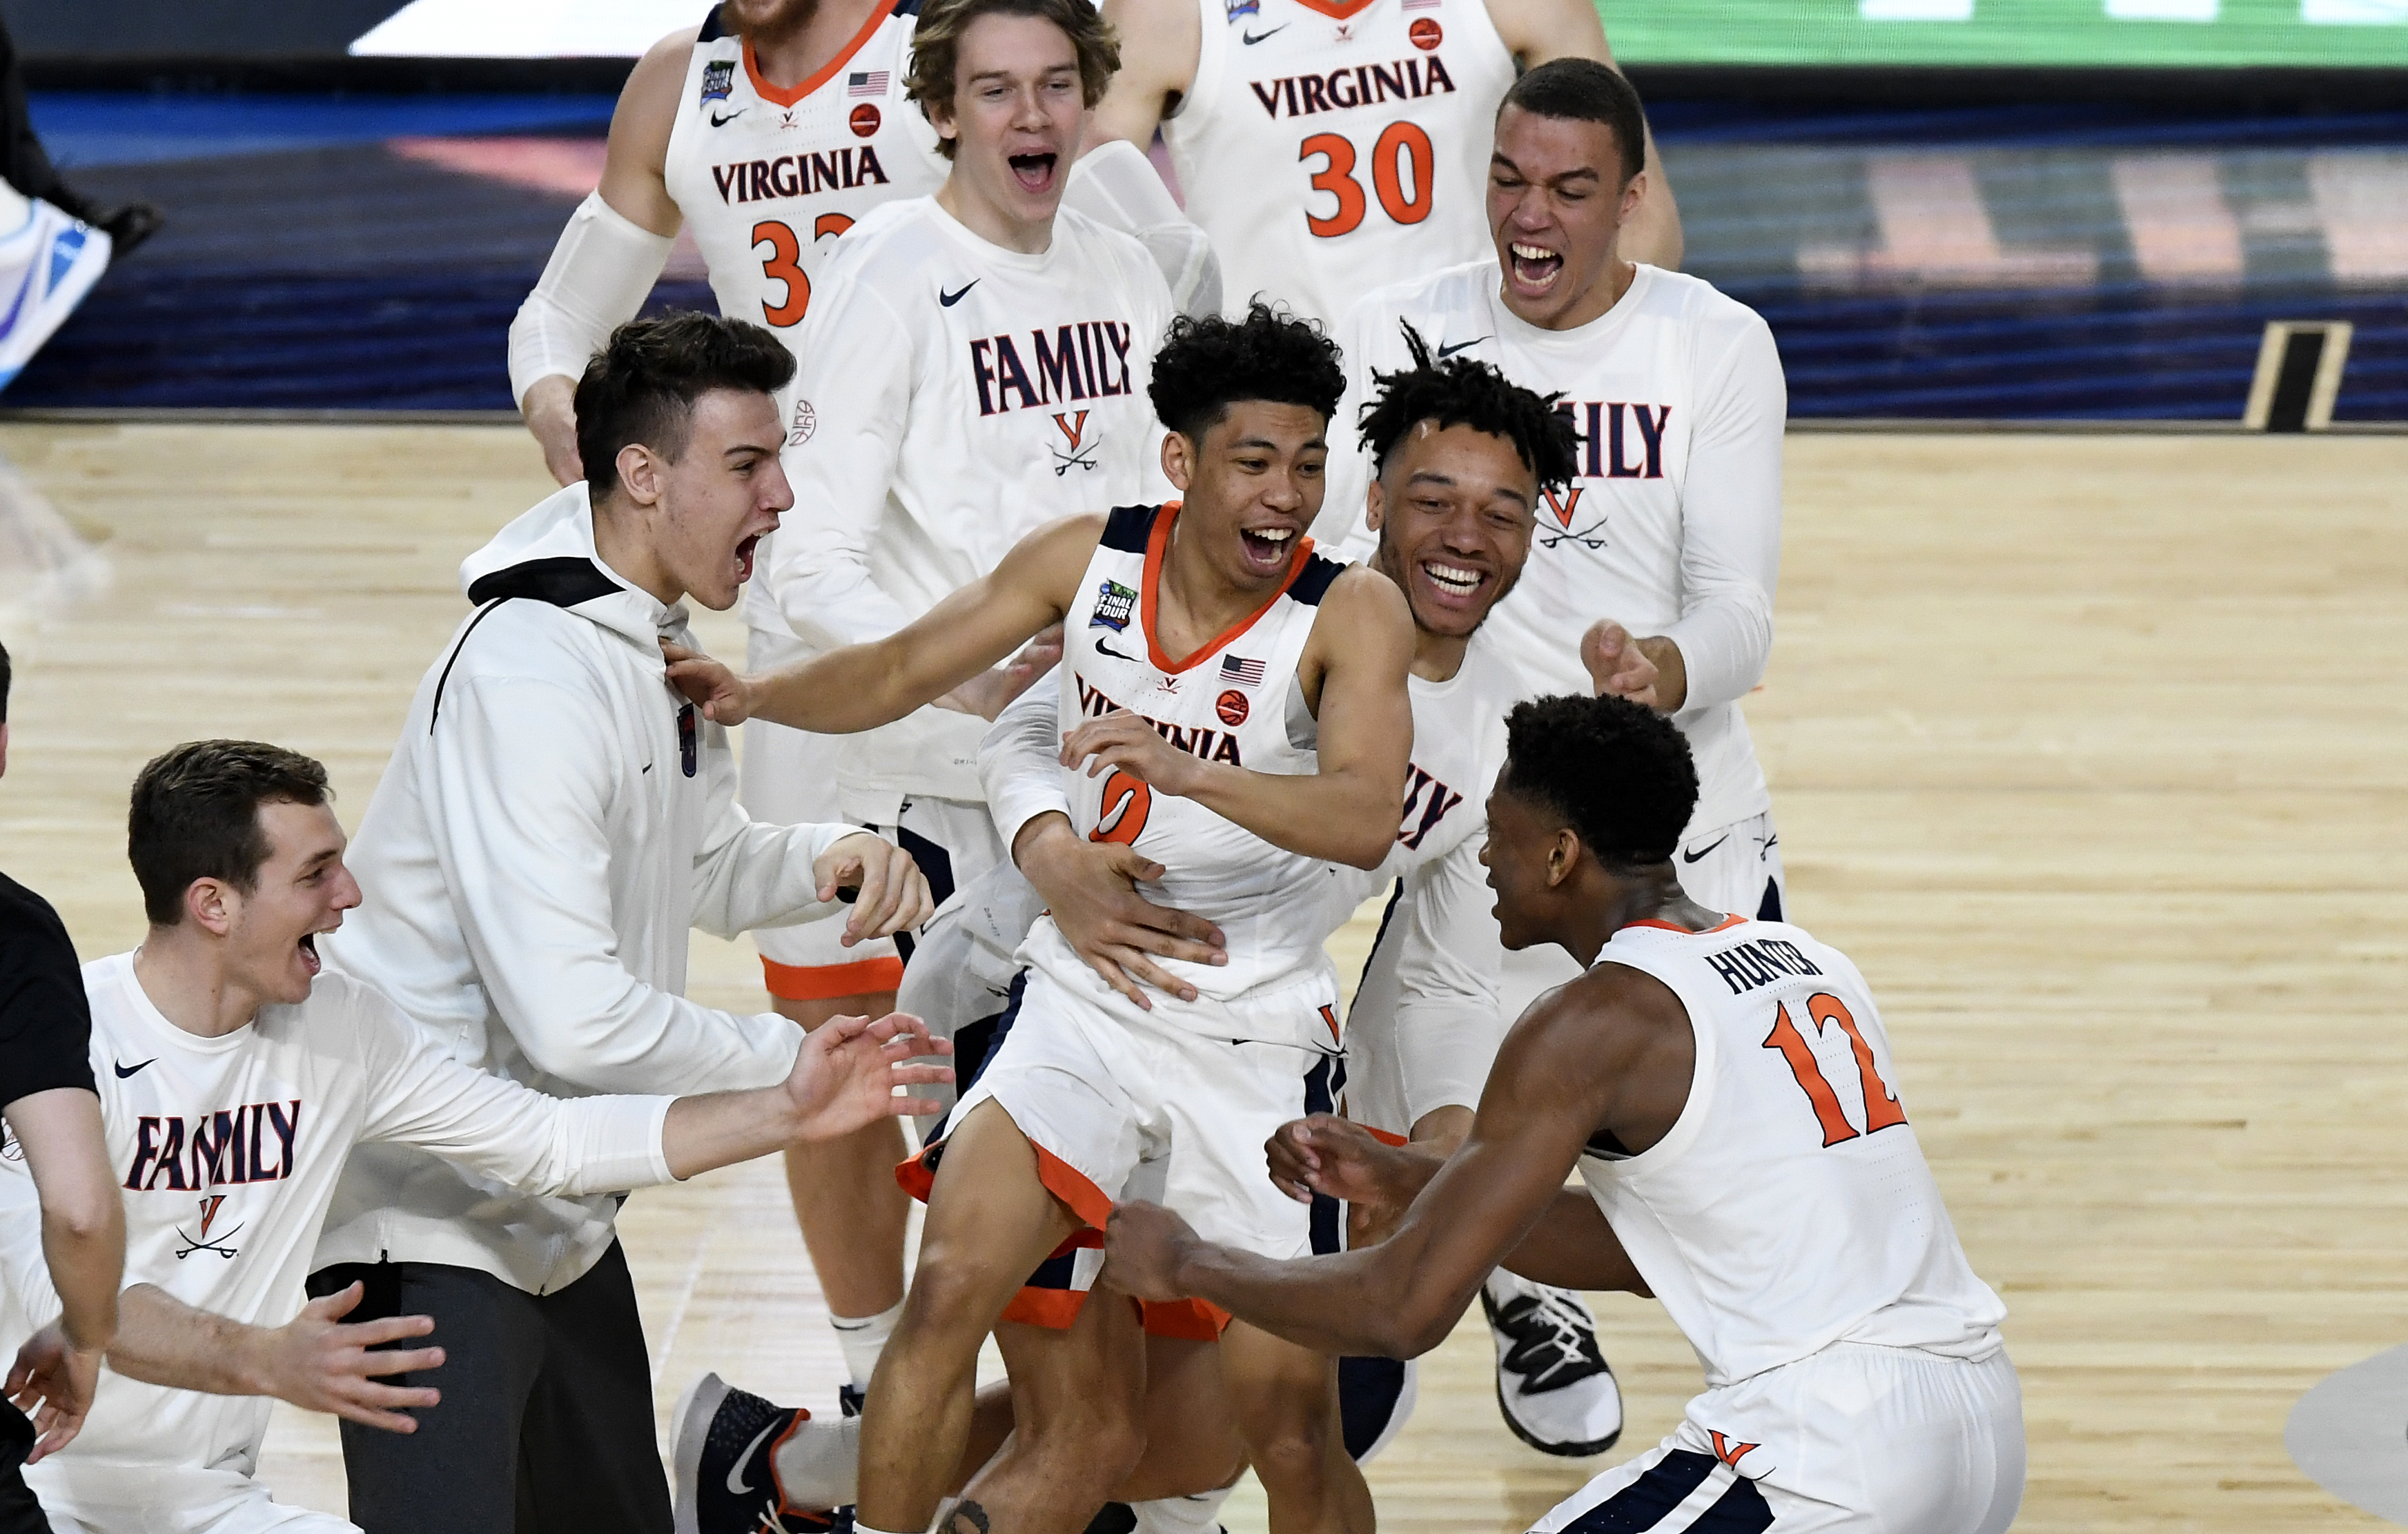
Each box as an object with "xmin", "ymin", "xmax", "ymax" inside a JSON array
[
  {"xmin": 507, "ymin": 0, "xmax": 1213, "ymax": 1398},
  {"xmin": 674, "ymin": 340, "xmax": 1587, "ymax": 1533},
  {"xmin": 0, "ymin": 740, "xmax": 948, "ymax": 1534},
  {"xmin": 1090, "ymin": 0, "xmax": 1681, "ymax": 331},
  {"xmin": 309, "ymin": 313, "xmax": 933, "ymax": 1533},
  {"xmin": 1106, "ymin": 693, "xmax": 2025, "ymax": 1534},
  {"xmin": 0, "ymin": 642, "xmax": 125, "ymax": 1519},
  {"xmin": 662, "ymin": 304, "xmax": 1411, "ymax": 1534}
]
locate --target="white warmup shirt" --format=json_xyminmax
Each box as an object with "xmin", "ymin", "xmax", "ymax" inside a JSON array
[
  {"xmin": 1320, "ymin": 260, "xmax": 1787, "ymax": 839},
  {"xmin": 0, "ymin": 956, "xmax": 674, "ymax": 1515},
  {"xmin": 1580, "ymin": 917, "xmax": 2006, "ymax": 1386},
  {"xmin": 318, "ymin": 484, "xmax": 858, "ymax": 1295},
  {"xmin": 1162, "ymin": 0, "xmax": 1516, "ymax": 327},
  {"xmin": 742, "ymin": 197, "xmax": 1175, "ymax": 824}
]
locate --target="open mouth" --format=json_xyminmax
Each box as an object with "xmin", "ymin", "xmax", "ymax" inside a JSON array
[
  {"xmin": 1008, "ymin": 152, "xmax": 1058, "ymax": 194},
  {"xmin": 1418, "ymin": 557, "xmax": 1491, "ymax": 609},
  {"xmin": 735, "ymin": 534, "xmax": 760, "ymax": 584},
  {"xmin": 299, "ymin": 932, "xmax": 322, "ymax": 978},
  {"xmin": 1508, "ymin": 241, "xmax": 1564, "ymax": 292},
  {"xmin": 1239, "ymin": 524, "xmax": 1298, "ymax": 574}
]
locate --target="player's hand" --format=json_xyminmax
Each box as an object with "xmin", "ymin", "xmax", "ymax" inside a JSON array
[
  {"xmin": 660, "ymin": 640, "xmax": 761, "ymax": 725},
  {"xmin": 814, "ymin": 832, "xmax": 934, "ymax": 945},
  {"xmin": 1060, "ymin": 709, "xmax": 1206, "ymax": 797},
  {"xmin": 260, "ymin": 1283, "xmax": 444, "ymax": 1433},
  {"xmin": 932, "ymin": 624, "xmax": 1064, "ymax": 721},
  {"xmin": 1265, "ymin": 1114, "xmax": 1428, "ymax": 1208},
  {"xmin": 1015, "ymin": 814, "xmax": 1224, "ymax": 1009},
  {"xmin": 521, "ymin": 375, "xmax": 583, "ymax": 488},
  {"xmin": 1102, "ymin": 1200, "xmax": 1202, "ymax": 1304},
  {"xmin": 1580, "ymin": 620, "xmax": 1661, "ymax": 707},
  {"xmin": 783, "ymin": 1011, "xmax": 954, "ymax": 1137},
  {"xmin": 6, "ymin": 1321, "xmax": 101, "ymax": 1462}
]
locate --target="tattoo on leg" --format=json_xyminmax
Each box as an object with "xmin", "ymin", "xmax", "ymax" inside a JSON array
[{"xmin": 944, "ymin": 1501, "xmax": 992, "ymax": 1534}]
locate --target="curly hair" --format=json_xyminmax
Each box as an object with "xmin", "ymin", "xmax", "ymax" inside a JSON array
[
  {"xmin": 906, "ymin": 0, "xmax": 1119, "ymax": 159},
  {"xmin": 574, "ymin": 311, "xmax": 794, "ymax": 500},
  {"xmin": 1499, "ymin": 694, "xmax": 1697, "ymax": 867},
  {"xmin": 1358, "ymin": 322, "xmax": 1580, "ymax": 493},
  {"xmin": 1148, "ymin": 301, "xmax": 1347, "ymax": 442},
  {"xmin": 129, "ymin": 740, "xmax": 332, "ymax": 927}
]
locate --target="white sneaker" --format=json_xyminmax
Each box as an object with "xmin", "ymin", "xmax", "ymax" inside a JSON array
[
  {"xmin": 0, "ymin": 196, "xmax": 108, "ymax": 391},
  {"xmin": 1480, "ymin": 1271, "xmax": 1623, "ymax": 1457}
]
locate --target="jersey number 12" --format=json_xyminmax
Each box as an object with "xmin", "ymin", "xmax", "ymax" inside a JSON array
[
  {"xmin": 1299, "ymin": 121, "xmax": 1436, "ymax": 239},
  {"xmin": 752, "ymin": 213, "xmax": 857, "ymax": 326},
  {"xmin": 1762, "ymin": 993, "xmax": 1908, "ymax": 1148}
]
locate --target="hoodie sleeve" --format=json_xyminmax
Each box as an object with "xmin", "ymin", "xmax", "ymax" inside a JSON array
[
  {"xmin": 1660, "ymin": 311, "xmax": 1784, "ymax": 716},
  {"xmin": 688, "ymin": 712, "xmax": 861, "ymax": 938},
  {"xmin": 428, "ymin": 671, "xmax": 804, "ymax": 1094}
]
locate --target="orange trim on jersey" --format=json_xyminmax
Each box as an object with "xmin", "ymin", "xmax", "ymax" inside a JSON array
[
  {"xmin": 1028, "ymin": 1141, "xmax": 1117, "ymax": 1232},
  {"xmin": 743, "ymin": 0, "xmax": 900, "ymax": 108},
  {"xmin": 1002, "ymin": 1284, "xmax": 1091, "ymax": 1329},
  {"xmin": 1363, "ymin": 1125, "xmax": 1409, "ymax": 1148},
  {"xmin": 1139, "ymin": 500, "xmax": 1319, "ymax": 674},
  {"xmin": 761, "ymin": 954, "xmax": 905, "ymax": 1001},
  {"xmin": 1623, "ymin": 914, "xmax": 1748, "ymax": 935},
  {"xmin": 1141, "ymin": 1297, "xmax": 1230, "ymax": 1339},
  {"xmin": 1282, "ymin": 0, "xmax": 1383, "ymax": 19}
]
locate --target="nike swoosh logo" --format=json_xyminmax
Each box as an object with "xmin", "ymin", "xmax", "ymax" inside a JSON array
[
  {"xmin": 725, "ymin": 1418, "xmax": 781, "ymax": 1495},
  {"xmin": 1242, "ymin": 23, "xmax": 1289, "ymax": 41},
  {"xmin": 710, "ymin": 109, "xmax": 745, "ymax": 127},
  {"xmin": 1680, "ymin": 834, "xmax": 1730, "ymax": 865},
  {"xmin": 1436, "ymin": 337, "xmax": 1489, "ymax": 360},
  {"xmin": 113, "ymin": 1059, "xmax": 156, "ymax": 1079},
  {"xmin": 939, "ymin": 281, "xmax": 979, "ymax": 306},
  {"xmin": 1095, "ymin": 636, "xmax": 1139, "ymax": 662}
]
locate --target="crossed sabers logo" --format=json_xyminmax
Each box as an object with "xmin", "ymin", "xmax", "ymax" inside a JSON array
[
  {"xmin": 1709, "ymin": 1429, "xmax": 1769, "ymax": 1479},
  {"xmin": 1050, "ymin": 411, "xmax": 1099, "ymax": 476},
  {"xmin": 174, "ymin": 1194, "xmax": 242, "ymax": 1261},
  {"xmin": 1538, "ymin": 486, "xmax": 1608, "ymax": 551}
]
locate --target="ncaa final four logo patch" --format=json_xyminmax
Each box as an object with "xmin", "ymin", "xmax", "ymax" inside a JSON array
[
  {"xmin": 1090, "ymin": 579, "xmax": 1137, "ymax": 631},
  {"xmin": 701, "ymin": 60, "xmax": 735, "ymax": 104},
  {"xmin": 1224, "ymin": 0, "xmax": 1260, "ymax": 21}
]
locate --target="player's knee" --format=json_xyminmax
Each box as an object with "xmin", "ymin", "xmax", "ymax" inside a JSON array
[
  {"xmin": 893, "ymin": 1256, "xmax": 1009, "ymax": 1349},
  {"xmin": 1244, "ymin": 1410, "xmax": 1336, "ymax": 1491}
]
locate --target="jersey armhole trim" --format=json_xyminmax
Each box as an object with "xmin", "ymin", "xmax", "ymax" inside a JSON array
[
  {"xmin": 1139, "ymin": 502, "xmax": 1319, "ymax": 673},
  {"xmin": 744, "ymin": 0, "xmax": 901, "ymax": 108}
]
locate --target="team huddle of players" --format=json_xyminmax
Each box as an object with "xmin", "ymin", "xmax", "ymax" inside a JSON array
[{"xmin": 0, "ymin": 0, "xmax": 2027, "ymax": 1531}]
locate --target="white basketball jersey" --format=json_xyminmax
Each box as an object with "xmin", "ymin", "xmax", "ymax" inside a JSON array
[
  {"xmin": 661, "ymin": 0, "xmax": 946, "ymax": 344},
  {"xmin": 1163, "ymin": 0, "xmax": 1515, "ymax": 328},
  {"xmin": 1326, "ymin": 259, "xmax": 1787, "ymax": 836},
  {"xmin": 1050, "ymin": 502, "xmax": 1351, "ymax": 1005},
  {"xmin": 1334, "ymin": 619, "xmax": 1511, "ymax": 912},
  {"xmin": 1577, "ymin": 917, "xmax": 2006, "ymax": 1388}
]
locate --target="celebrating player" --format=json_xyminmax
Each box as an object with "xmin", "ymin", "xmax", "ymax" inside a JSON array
[
  {"xmin": 1091, "ymin": 0, "xmax": 1681, "ymax": 331},
  {"xmin": 0, "ymin": 740, "xmax": 948, "ymax": 1534},
  {"xmin": 665, "ymin": 304, "xmax": 1411, "ymax": 1534},
  {"xmin": 1106, "ymin": 693, "xmax": 2025, "ymax": 1534},
  {"xmin": 308, "ymin": 313, "xmax": 932, "ymax": 1533}
]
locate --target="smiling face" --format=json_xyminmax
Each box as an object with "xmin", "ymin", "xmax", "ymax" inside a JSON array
[
  {"xmin": 1162, "ymin": 400, "xmax": 1329, "ymax": 593},
  {"xmin": 623, "ymin": 387, "xmax": 792, "ymax": 611},
  {"xmin": 1480, "ymin": 779, "xmax": 1572, "ymax": 952},
  {"xmin": 207, "ymin": 799, "xmax": 361, "ymax": 1008},
  {"xmin": 1367, "ymin": 420, "xmax": 1536, "ymax": 642},
  {"xmin": 1487, "ymin": 104, "xmax": 1647, "ymax": 330},
  {"xmin": 932, "ymin": 12, "xmax": 1086, "ymax": 236}
]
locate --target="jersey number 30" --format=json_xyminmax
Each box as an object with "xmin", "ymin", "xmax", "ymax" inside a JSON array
[
  {"xmin": 1299, "ymin": 122, "xmax": 1436, "ymax": 239},
  {"xmin": 1762, "ymin": 993, "xmax": 1908, "ymax": 1148},
  {"xmin": 752, "ymin": 213, "xmax": 856, "ymax": 326}
]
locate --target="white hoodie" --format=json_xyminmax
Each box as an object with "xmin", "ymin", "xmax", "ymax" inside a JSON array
[{"xmin": 316, "ymin": 483, "xmax": 858, "ymax": 1295}]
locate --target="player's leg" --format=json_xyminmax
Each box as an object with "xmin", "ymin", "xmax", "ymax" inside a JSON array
[
  {"xmin": 856, "ymin": 1098, "xmax": 1087, "ymax": 1533},
  {"xmin": 950, "ymin": 1306, "xmax": 1150, "ymax": 1534},
  {"xmin": 304, "ymin": 1260, "xmax": 546, "ymax": 1534},
  {"xmin": 1217, "ymin": 1321, "xmax": 1370, "ymax": 1534}
]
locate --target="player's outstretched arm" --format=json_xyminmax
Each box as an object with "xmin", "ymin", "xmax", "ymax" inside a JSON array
[
  {"xmin": 660, "ymin": 1012, "xmax": 954, "ymax": 1178},
  {"xmin": 102, "ymin": 1281, "xmax": 446, "ymax": 1434},
  {"xmin": 1104, "ymin": 970, "xmax": 1674, "ymax": 1354},
  {"xmin": 1485, "ymin": 0, "xmax": 1683, "ymax": 268},
  {"xmin": 1056, "ymin": 566, "xmax": 1416, "ymax": 869},
  {"xmin": 664, "ymin": 514, "xmax": 1099, "ymax": 734},
  {"xmin": 511, "ymin": 28, "xmax": 689, "ymax": 483}
]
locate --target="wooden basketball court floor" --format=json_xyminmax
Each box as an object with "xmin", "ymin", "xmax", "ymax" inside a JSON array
[{"xmin": 0, "ymin": 420, "xmax": 2402, "ymax": 1530}]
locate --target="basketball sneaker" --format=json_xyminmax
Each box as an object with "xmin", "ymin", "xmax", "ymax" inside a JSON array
[
  {"xmin": 0, "ymin": 196, "xmax": 110, "ymax": 393},
  {"xmin": 1481, "ymin": 1272, "xmax": 1623, "ymax": 1457},
  {"xmin": 672, "ymin": 1373, "xmax": 843, "ymax": 1534}
]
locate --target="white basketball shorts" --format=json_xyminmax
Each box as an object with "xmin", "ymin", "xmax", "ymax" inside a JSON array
[
  {"xmin": 1529, "ymin": 1343, "xmax": 2023, "ymax": 1534},
  {"xmin": 36, "ymin": 1465, "xmax": 359, "ymax": 1534},
  {"xmin": 1340, "ymin": 881, "xmax": 1504, "ymax": 1141}
]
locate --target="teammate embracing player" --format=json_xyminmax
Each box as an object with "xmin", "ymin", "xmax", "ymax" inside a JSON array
[{"xmin": 665, "ymin": 304, "xmax": 1411, "ymax": 1534}]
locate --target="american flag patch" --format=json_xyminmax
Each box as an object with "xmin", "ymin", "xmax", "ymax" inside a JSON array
[
  {"xmin": 848, "ymin": 70, "xmax": 889, "ymax": 97},
  {"xmin": 1221, "ymin": 654, "xmax": 1266, "ymax": 688}
]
